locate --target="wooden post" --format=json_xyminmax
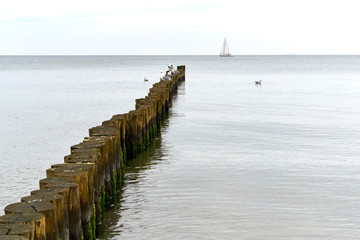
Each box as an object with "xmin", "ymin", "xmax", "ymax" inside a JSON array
[
  {"xmin": 0, "ymin": 212, "xmax": 45, "ymax": 240},
  {"xmin": 21, "ymin": 193, "xmax": 66, "ymax": 240},
  {"xmin": 39, "ymin": 177, "xmax": 82, "ymax": 240},
  {"xmin": 5, "ymin": 201, "xmax": 58, "ymax": 240},
  {"xmin": 0, "ymin": 224, "xmax": 34, "ymax": 239}
]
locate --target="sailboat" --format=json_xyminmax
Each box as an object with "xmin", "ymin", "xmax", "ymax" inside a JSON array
[{"xmin": 220, "ymin": 38, "xmax": 232, "ymax": 57}]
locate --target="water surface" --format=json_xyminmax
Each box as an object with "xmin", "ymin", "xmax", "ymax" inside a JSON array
[{"xmin": 1, "ymin": 56, "xmax": 360, "ymax": 239}]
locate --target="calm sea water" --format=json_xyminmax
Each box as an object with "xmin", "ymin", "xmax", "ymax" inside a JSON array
[{"xmin": 1, "ymin": 56, "xmax": 360, "ymax": 239}]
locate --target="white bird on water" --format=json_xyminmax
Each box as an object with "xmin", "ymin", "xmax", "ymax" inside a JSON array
[{"xmin": 160, "ymin": 72, "xmax": 171, "ymax": 81}]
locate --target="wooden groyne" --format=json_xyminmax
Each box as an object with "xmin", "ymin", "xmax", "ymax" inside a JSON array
[{"xmin": 0, "ymin": 66, "xmax": 185, "ymax": 240}]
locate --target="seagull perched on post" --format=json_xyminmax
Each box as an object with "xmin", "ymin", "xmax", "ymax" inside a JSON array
[
  {"xmin": 160, "ymin": 72, "xmax": 171, "ymax": 81},
  {"xmin": 168, "ymin": 63, "xmax": 179, "ymax": 74}
]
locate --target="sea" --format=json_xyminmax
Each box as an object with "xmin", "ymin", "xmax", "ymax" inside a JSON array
[{"xmin": 1, "ymin": 55, "xmax": 360, "ymax": 239}]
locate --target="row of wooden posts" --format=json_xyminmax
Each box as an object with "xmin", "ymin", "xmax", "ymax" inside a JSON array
[{"xmin": 0, "ymin": 66, "xmax": 185, "ymax": 240}]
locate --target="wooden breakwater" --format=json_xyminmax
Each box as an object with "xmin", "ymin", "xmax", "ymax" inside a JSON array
[{"xmin": 0, "ymin": 66, "xmax": 185, "ymax": 240}]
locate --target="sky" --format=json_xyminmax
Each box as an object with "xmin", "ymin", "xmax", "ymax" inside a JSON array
[{"xmin": 1, "ymin": 0, "xmax": 360, "ymax": 55}]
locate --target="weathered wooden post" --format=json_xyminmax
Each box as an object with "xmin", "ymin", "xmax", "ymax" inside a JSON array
[
  {"xmin": 39, "ymin": 177, "xmax": 82, "ymax": 240},
  {"xmin": 0, "ymin": 212, "xmax": 46, "ymax": 240},
  {"xmin": 0, "ymin": 224, "xmax": 34, "ymax": 239},
  {"xmin": 5, "ymin": 201, "xmax": 58, "ymax": 239}
]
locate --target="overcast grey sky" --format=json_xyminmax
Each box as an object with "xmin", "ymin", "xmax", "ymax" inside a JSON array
[{"xmin": 1, "ymin": 0, "xmax": 360, "ymax": 55}]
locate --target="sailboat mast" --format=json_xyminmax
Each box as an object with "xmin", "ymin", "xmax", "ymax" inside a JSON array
[
  {"xmin": 224, "ymin": 38, "xmax": 229, "ymax": 55},
  {"xmin": 220, "ymin": 38, "xmax": 225, "ymax": 55}
]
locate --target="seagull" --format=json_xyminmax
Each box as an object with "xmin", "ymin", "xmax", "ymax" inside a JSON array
[
  {"xmin": 255, "ymin": 80, "xmax": 262, "ymax": 85},
  {"xmin": 144, "ymin": 77, "xmax": 148, "ymax": 82},
  {"xmin": 160, "ymin": 72, "xmax": 171, "ymax": 81},
  {"xmin": 168, "ymin": 63, "xmax": 179, "ymax": 74}
]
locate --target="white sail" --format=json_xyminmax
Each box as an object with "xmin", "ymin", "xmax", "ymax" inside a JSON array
[{"xmin": 220, "ymin": 38, "xmax": 232, "ymax": 57}]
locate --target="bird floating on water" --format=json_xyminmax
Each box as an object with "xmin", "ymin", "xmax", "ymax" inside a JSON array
[
  {"xmin": 255, "ymin": 80, "xmax": 262, "ymax": 85},
  {"xmin": 144, "ymin": 77, "xmax": 148, "ymax": 82}
]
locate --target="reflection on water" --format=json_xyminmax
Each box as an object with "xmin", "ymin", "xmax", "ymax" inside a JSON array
[
  {"xmin": 97, "ymin": 84, "xmax": 182, "ymax": 240},
  {"xmin": 97, "ymin": 133, "xmax": 166, "ymax": 239}
]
